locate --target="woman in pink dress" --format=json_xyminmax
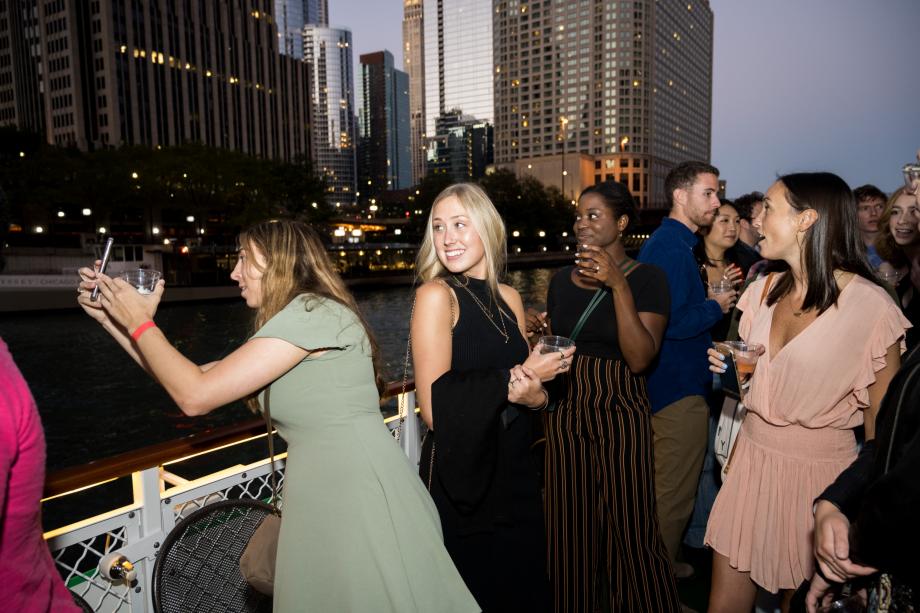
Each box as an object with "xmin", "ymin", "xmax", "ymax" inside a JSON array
[
  {"xmin": 0, "ymin": 338, "xmax": 81, "ymax": 612},
  {"xmin": 704, "ymin": 172, "xmax": 910, "ymax": 612}
]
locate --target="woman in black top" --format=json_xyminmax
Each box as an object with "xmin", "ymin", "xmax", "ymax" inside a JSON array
[{"xmin": 528, "ymin": 182, "xmax": 680, "ymax": 612}]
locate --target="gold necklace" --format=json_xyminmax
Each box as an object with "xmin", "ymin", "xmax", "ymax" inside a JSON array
[
  {"xmin": 451, "ymin": 275, "xmax": 510, "ymax": 343},
  {"xmin": 790, "ymin": 271, "xmax": 847, "ymax": 316}
]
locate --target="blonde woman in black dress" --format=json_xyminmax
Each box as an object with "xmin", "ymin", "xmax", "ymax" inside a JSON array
[{"xmin": 412, "ymin": 183, "xmax": 574, "ymax": 612}]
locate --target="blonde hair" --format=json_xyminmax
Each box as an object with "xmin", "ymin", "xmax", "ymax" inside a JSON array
[
  {"xmin": 239, "ymin": 219, "xmax": 385, "ymax": 404},
  {"xmin": 875, "ymin": 187, "xmax": 913, "ymax": 268},
  {"xmin": 415, "ymin": 183, "xmax": 507, "ymax": 297}
]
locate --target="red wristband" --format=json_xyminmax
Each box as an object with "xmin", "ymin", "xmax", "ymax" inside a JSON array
[{"xmin": 131, "ymin": 320, "xmax": 156, "ymax": 341}]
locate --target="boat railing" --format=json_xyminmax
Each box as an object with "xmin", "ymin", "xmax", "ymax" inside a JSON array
[{"xmin": 43, "ymin": 381, "xmax": 420, "ymax": 613}]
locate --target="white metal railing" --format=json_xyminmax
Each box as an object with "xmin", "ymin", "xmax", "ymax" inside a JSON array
[{"xmin": 46, "ymin": 391, "xmax": 419, "ymax": 613}]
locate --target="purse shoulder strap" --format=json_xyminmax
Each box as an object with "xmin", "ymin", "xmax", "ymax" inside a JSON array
[
  {"xmin": 570, "ymin": 289, "xmax": 605, "ymax": 342},
  {"xmin": 760, "ymin": 272, "xmax": 775, "ymax": 305},
  {"xmin": 261, "ymin": 386, "xmax": 279, "ymax": 509}
]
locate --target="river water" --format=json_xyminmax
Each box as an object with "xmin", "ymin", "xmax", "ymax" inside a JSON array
[{"xmin": 0, "ymin": 268, "xmax": 559, "ymax": 470}]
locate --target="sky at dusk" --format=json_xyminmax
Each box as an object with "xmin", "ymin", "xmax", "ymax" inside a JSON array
[{"xmin": 329, "ymin": 0, "xmax": 920, "ymax": 197}]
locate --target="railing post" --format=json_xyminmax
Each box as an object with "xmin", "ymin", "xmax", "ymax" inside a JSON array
[{"xmin": 130, "ymin": 467, "xmax": 164, "ymax": 611}]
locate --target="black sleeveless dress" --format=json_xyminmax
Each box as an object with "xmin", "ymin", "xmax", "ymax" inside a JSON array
[{"xmin": 419, "ymin": 275, "xmax": 549, "ymax": 613}]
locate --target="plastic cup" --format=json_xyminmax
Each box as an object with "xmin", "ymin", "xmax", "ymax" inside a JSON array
[
  {"xmin": 538, "ymin": 335, "xmax": 574, "ymax": 354},
  {"xmin": 876, "ymin": 269, "xmax": 902, "ymax": 286},
  {"xmin": 721, "ymin": 341, "xmax": 763, "ymax": 378},
  {"xmin": 120, "ymin": 269, "xmax": 162, "ymax": 295},
  {"xmin": 709, "ymin": 280, "xmax": 733, "ymax": 295}
]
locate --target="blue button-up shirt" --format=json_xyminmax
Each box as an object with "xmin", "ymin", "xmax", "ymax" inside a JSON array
[{"xmin": 638, "ymin": 218, "xmax": 724, "ymax": 412}]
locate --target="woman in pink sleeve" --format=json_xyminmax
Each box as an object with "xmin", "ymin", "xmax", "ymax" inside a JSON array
[
  {"xmin": 703, "ymin": 173, "xmax": 910, "ymax": 612},
  {"xmin": 0, "ymin": 338, "xmax": 81, "ymax": 612}
]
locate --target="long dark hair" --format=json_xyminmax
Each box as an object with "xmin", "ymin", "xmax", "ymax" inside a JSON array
[{"xmin": 766, "ymin": 172, "xmax": 878, "ymax": 313}]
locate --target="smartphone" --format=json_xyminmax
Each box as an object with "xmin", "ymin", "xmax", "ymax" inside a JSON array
[
  {"xmin": 717, "ymin": 348, "xmax": 744, "ymax": 399},
  {"xmin": 90, "ymin": 237, "xmax": 115, "ymax": 302}
]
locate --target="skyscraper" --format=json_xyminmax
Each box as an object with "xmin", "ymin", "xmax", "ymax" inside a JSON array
[
  {"xmin": 427, "ymin": 111, "xmax": 493, "ymax": 182},
  {"xmin": 422, "ymin": 0, "xmax": 493, "ymax": 137},
  {"xmin": 0, "ymin": 0, "xmax": 311, "ymax": 161},
  {"xmin": 493, "ymin": 0, "xmax": 714, "ymax": 207},
  {"xmin": 402, "ymin": 0, "xmax": 425, "ymax": 183},
  {"xmin": 0, "ymin": 1, "xmax": 44, "ymax": 134},
  {"xmin": 275, "ymin": 0, "xmax": 328, "ymax": 58},
  {"xmin": 304, "ymin": 25, "xmax": 357, "ymax": 207},
  {"xmin": 359, "ymin": 51, "xmax": 412, "ymax": 197}
]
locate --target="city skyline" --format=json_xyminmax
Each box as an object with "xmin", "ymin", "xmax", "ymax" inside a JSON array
[{"xmin": 330, "ymin": 0, "xmax": 920, "ymax": 197}]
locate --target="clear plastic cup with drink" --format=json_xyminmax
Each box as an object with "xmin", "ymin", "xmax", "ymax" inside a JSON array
[
  {"xmin": 722, "ymin": 341, "xmax": 763, "ymax": 380},
  {"xmin": 876, "ymin": 269, "xmax": 903, "ymax": 287},
  {"xmin": 709, "ymin": 280, "xmax": 734, "ymax": 295},
  {"xmin": 120, "ymin": 269, "xmax": 162, "ymax": 294},
  {"xmin": 538, "ymin": 335, "xmax": 574, "ymax": 354}
]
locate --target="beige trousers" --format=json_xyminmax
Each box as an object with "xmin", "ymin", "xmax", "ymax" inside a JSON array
[{"xmin": 651, "ymin": 394, "xmax": 709, "ymax": 564}]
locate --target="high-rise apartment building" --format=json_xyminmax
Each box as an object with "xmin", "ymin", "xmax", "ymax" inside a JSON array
[
  {"xmin": 0, "ymin": 0, "xmax": 312, "ymax": 162},
  {"xmin": 0, "ymin": 1, "xmax": 44, "ymax": 134},
  {"xmin": 402, "ymin": 0, "xmax": 425, "ymax": 183},
  {"xmin": 427, "ymin": 111, "xmax": 493, "ymax": 182},
  {"xmin": 303, "ymin": 25, "xmax": 357, "ymax": 207},
  {"xmin": 358, "ymin": 51, "xmax": 412, "ymax": 198},
  {"xmin": 422, "ymin": 0, "xmax": 493, "ymax": 137},
  {"xmin": 494, "ymin": 0, "xmax": 713, "ymax": 207},
  {"xmin": 274, "ymin": 0, "xmax": 328, "ymax": 58}
]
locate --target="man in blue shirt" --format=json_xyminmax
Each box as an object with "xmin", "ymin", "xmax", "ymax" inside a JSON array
[{"xmin": 638, "ymin": 161, "xmax": 736, "ymax": 578}]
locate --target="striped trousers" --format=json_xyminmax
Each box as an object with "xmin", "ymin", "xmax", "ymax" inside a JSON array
[{"xmin": 544, "ymin": 355, "xmax": 681, "ymax": 613}]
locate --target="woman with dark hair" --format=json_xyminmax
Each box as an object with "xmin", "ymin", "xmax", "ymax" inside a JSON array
[
  {"xmin": 704, "ymin": 173, "xmax": 910, "ymax": 612},
  {"xmin": 528, "ymin": 182, "xmax": 680, "ymax": 612},
  {"xmin": 805, "ymin": 178, "xmax": 920, "ymax": 612},
  {"xmin": 694, "ymin": 201, "xmax": 757, "ymax": 341},
  {"xmin": 77, "ymin": 219, "xmax": 478, "ymax": 612}
]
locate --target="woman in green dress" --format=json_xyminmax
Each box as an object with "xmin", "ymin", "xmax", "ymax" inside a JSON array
[{"xmin": 77, "ymin": 219, "xmax": 479, "ymax": 612}]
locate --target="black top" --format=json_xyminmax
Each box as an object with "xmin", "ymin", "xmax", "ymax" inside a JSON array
[
  {"xmin": 423, "ymin": 274, "xmax": 539, "ymax": 529},
  {"xmin": 819, "ymin": 343, "xmax": 920, "ymax": 594},
  {"xmin": 896, "ymin": 281, "xmax": 920, "ymax": 351},
  {"xmin": 547, "ymin": 264, "xmax": 670, "ymax": 360},
  {"xmin": 450, "ymin": 275, "xmax": 530, "ymax": 374},
  {"xmin": 421, "ymin": 275, "xmax": 548, "ymax": 611},
  {"xmin": 693, "ymin": 241, "xmax": 759, "ymax": 341}
]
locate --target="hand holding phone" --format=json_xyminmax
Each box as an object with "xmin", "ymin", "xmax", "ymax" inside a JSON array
[
  {"xmin": 710, "ymin": 341, "xmax": 764, "ymax": 399},
  {"xmin": 90, "ymin": 237, "xmax": 115, "ymax": 302},
  {"xmin": 711, "ymin": 343, "xmax": 743, "ymax": 399}
]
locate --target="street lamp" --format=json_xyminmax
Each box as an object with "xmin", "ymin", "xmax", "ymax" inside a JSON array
[{"xmin": 559, "ymin": 116, "xmax": 569, "ymax": 199}]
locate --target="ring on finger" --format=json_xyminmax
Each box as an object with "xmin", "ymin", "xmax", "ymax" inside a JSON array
[{"xmin": 595, "ymin": 264, "xmax": 599, "ymax": 272}]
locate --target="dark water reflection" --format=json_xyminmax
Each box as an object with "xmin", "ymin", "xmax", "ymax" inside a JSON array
[{"xmin": 0, "ymin": 267, "xmax": 560, "ymax": 470}]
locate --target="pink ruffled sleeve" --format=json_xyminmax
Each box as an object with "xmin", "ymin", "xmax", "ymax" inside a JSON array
[
  {"xmin": 852, "ymin": 297, "xmax": 912, "ymax": 409},
  {"xmin": 736, "ymin": 276, "xmax": 769, "ymax": 342}
]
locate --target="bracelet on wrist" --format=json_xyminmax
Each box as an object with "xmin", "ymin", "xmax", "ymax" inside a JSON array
[
  {"xmin": 532, "ymin": 388, "xmax": 549, "ymax": 411},
  {"xmin": 131, "ymin": 320, "xmax": 156, "ymax": 341}
]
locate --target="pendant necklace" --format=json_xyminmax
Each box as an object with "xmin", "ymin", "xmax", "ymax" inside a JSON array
[{"xmin": 451, "ymin": 275, "xmax": 510, "ymax": 343}]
